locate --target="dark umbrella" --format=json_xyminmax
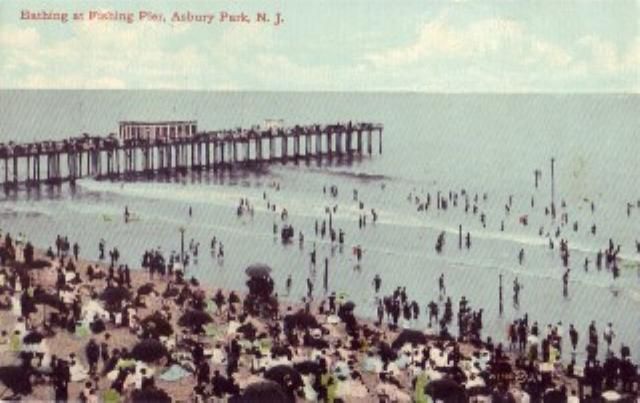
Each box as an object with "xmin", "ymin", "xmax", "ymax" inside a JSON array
[
  {"xmin": 237, "ymin": 322, "xmax": 257, "ymax": 341},
  {"xmin": 141, "ymin": 314, "xmax": 174, "ymax": 338},
  {"xmin": 437, "ymin": 365, "xmax": 467, "ymax": 383},
  {"xmin": 284, "ymin": 310, "xmax": 319, "ymax": 330},
  {"xmin": 0, "ymin": 366, "xmax": 32, "ymax": 396},
  {"xmin": 264, "ymin": 365, "xmax": 304, "ymax": 392},
  {"xmin": 293, "ymin": 360, "xmax": 322, "ymax": 375},
  {"xmin": 245, "ymin": 263, "xmax": 272, "ymax": 278},
  {"xmin": 178, "ymin": 310, "xmax": 213, "ymax": 328},
  {"xmin": 391, "ymin": 329, "xmax": 428, "ymax": 349},
  {"xmin": 131, "ymin": 339, "xmax": 169, "ymax": 363},
  {"xmin": 137, "ymin": 283, "xmax": 155, "ymax": 296},
  {"xmin": 467, "ymin": 385, "xmax": 490, "ymax": 397},
  {"xmin": 377, "ymin": 341, "xmax": 398, "ymax": 362},
  {"xmin": 131, "ymin": 386, "xmax": 171, "ymax": 403},
  {"xmin": 100, "ymin": 286, "xmax": 131, "ymax": 307},
  {"xmin": 32, "ymin": 291, "xmax": 65, "ymax": 311},
  {"xmin": 23, "ymin": 331, "xmax": 43, "ymax": 345},
  {"xmin": 341, "ymin": 301, "xmax": 356, "ymax": 311},
  {"xmin": 270, "ymin": 345, "xmax": 291, "ymax": 358},
  {"xmin": 543, "ymin": 389, "xmax": 565, "ymax": 402},
  {"xmin": 9, "ymin": 259, "xmax": 50, "ymax": 272},
  {"xmin": 425, "ymin": 378, "xmax": 465, "ymax": 402},
  {"xmin": 241, "ymin": 380, "xmax": 291, "ymax": 403}
]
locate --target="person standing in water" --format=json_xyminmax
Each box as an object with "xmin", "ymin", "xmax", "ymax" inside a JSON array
[
  {"xmin": 285, "ymin": 275, "xmax": 292, "ymax": 296},
  {"xmin": 373, "ymin": 274, "xmax": 382, "ymax": 294},
  {"xmin": 603, "ymin": 323, "xmax": 615, "ymax": 352},
  {"xmin": 563, "ymin": 269, "xmax": 570, "ymax": 298},
  {"xmin": 306, "ymin": 278, "xmax": 313, "ymax": 299},
  {"xmin": 518, "ymin": 249, "xmax": 525, "ymax": 265},
  {"xmin": 124, "ymin": 206, "xmax": 130, "ymax": 223},
  {"xmin": 499, "ymin": 274, "xmax": 504, "ymax": 315},
  {"xmin": 513, "ymin": 277, "xmax": 522, "ymax": 308},
  {"xmin": 438, "ymin": 274, "xmax": 446, "ymax": 297},
  {"xmin": 569, "ymin": 324, "xmax": 579, "ymax": 352}
]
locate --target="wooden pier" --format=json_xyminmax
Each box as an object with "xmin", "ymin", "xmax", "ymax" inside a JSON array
[{"xmin": 0, "ymin": 122, "xmax": 383, "ymax": 191}]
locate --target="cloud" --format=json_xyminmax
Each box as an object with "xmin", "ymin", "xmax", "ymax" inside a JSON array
[
  {"xmin": 362, "ymin": 11, "xmax": 638, "ymax": 92},
  {"xmin": 365, "ymin": 14, "xmax": 569, "ymax": 70},
  {"xmin": 22, "ymin": 74, "xmax": 126, "ymax": 89},
  {"xmin": 0, "ymin": 25, "xmax": 40, "ymax": 48},
  {"xmin": 0, "ymin": 5, "xmax": 638, "ymax": 92}
]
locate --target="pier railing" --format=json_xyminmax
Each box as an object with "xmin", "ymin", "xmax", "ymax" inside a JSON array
[{"xmin": 0, "ymin": 122, "xmax": 383, "ymax": 190}]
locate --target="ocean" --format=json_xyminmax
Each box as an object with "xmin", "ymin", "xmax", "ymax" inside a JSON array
[{"xmin": 1, "ymin": 91, "xmax": 639, "ymax": 361}]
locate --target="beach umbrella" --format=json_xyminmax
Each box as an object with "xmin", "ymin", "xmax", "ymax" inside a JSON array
[
  {"xmin": 293, "ymin": 360, "xmax": 322, "ymax": 375},
  {"xmin": 178, "ymin": 309, "xmax": 213, "ymax": 328},
  {"xmin": 602, "ymin": 390, "xmax": 622, "ymax": 401},
  {"xmin": 264, "ymin": 365, "xmax": 304, "ymax": 392},
  {"xmin": 362, "ymin": 356, "xmax": 384, "ymax": 373},
  {"xmin": 392, "ymin": 329, "xmax": 428, "ymax": 350},
  {"xmin": 137, "ymin": 283, "xmax": 155, "ymax": 296},
  {"xmin": 270, "ymin": 345, "xmax": 292, "ymax": 359},
  {"xmin": 141, "ymin": 314, "xmax": 174, "ymax": 338},
  {"xmin": 159, "ymin": 364, "xmax": 191, "ymax": 382},
  {"xmin": 172, "ymin": 262, "xmax": 184, "ymax": 273},
  {"xmin": 284, "ymin": 311, "xmax": 319, "ymax": 330},
  {"xmin": 237, "ymin": 322, "xmax": 258, "ymax": 341},
  {"xmin": 23, "ymin": 331, "xmax": 43, "ymax": 345},
  {"xmin": 378, "ymin": 341, "xmax": 398, "ymax": 362},
  {"xmin": 131, "ymin": 386, "xmax": 171, "ymax": 403},
  {"xmin": 100, "ymin": 286, "xmax": 131, "ymax": 307},
  {"xmin": 542, "ymin": 389, "xmax": 565, "ymax": 402},
  {"xmin": 131, "ymin": 339, "xmax": 168, "ymax": 363},
  {"xmin": 425, "ymin": 377, "xmax": 465, "ymax": 402},
  {"xmin": 9, "ymin": 259, "xmax": 50, "ymax": 272},
  {"xmin": 326, "ymin": 315, "xmax": 340, "ymax": 325},
  {"xmin": 32, "ymin": 291, "xmax": 65, "ymax": 311},
  {"xmin": 438, "ymin": 366, "xmax": 467, "ymax": 383},
  {"xmin": 0, "ymin": 365, "xmax": 32, "ymax": 396},
  {"xmin": 467, "ymin": 385, "xmax": 490, "ymax": 397},
  {"xmin": 241, "ymin": 380, "xmax": 291, "ymax": 403},
  {"xmin": 245, "ymin": 263, "xmax": 272, "ymax": 278}
]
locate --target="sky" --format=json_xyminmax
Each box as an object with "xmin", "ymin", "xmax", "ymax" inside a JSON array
[{"xmin": 0, "ymin": 0, "xmax": 638, "ymax": 92}]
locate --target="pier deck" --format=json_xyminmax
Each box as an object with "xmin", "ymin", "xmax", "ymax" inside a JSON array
[{"xmin": 0, "ymin": 122, "xmax": 383, "ymax": 191}]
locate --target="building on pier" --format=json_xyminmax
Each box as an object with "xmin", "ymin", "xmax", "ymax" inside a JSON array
[
  {"xmin": 263, "ymin": 119, "xmax": 284, "ymax": 130},
  {"xmin": 118, "ymin": 121, "xmax": 197, "ymax": 141}
]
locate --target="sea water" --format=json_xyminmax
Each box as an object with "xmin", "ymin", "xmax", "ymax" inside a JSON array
[{"xmin": 0, "ymin": 91, "xmax": 639, "ymax": 361}]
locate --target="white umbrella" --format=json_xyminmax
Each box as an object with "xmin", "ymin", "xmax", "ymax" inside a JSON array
[
  {"xmin": 362, "ymin": 356, "xmax": 383, "ymax": 373},
  {"xmin": 602, "ymin": 390, "xmax": 622, "ymax": 401},
  {"xmin": 326, "ymin": 315, "xmax": 340, "ymax": 325}
]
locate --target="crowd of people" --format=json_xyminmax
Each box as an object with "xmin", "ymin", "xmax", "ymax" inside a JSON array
[{"xmin": 0, "ymin": 224, "xmax": 637, "ymax": 401}]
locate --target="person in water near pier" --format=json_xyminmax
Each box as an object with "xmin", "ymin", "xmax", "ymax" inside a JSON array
[{"xmin": 373, "ymin": 274, "xmax": 382, "ymax": 293}]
